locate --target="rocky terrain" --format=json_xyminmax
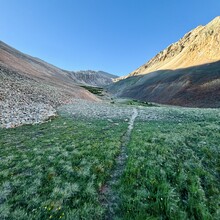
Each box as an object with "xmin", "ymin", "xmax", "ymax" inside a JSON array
[
  {"xmin": 69, "ymin": 70, "xmax": 118, "ymax": 87},
  {"xmin": 0, "ymin": 40, "xmax": 119, "ymax": 128},
  {"xmin": 129, "ymin": 16, "xmax": 220, "ymax": 77},
  {"xmin": 58, "ymin": 98, "xmax": 220, "ymax": 123},
  {"xmin": 0, "ymin": 65, "xmax": 101, "ymax": 128},
  {"xmin": 110, "ymin": 17, "xmax": 220, "ymax": 107},
  {"xmin": 0, "ymin": 41, "xmax": 103, "ymax": 128},
  {"xmin": 58, "ymin": 99, "xmax": 134, "ymax": 120}
]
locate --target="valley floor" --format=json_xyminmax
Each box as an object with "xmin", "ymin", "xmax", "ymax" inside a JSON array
[{"xmin": 0, "ymin": 99, "xmax": 220, "ymax": 219}]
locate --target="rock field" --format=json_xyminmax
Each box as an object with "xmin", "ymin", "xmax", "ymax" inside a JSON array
[
  {"xmin": 58, "ymin": 99, "xmax": 134, "ymax": 120},
  {"xmin": 0, "ymin": 66, "xmax": 76, "ymax": 128}
]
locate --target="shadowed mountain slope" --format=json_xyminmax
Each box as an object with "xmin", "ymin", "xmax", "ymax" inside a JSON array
[{"xmin": 109, "ymin": 61, "xmax": 220, "ymax": 108}]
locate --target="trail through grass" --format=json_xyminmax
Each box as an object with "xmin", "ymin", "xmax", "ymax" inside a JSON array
[
  {"xmin": 1, "ymin": 103, "xmax": 220, "ymax": 220},
  {"xmin": 0, "ymin": 117, "xmax": 127, "ymax": 219},
  {"xmin": 116, "ymin": 111, "xmax": 220, "ymax": 220},
  {"xmin": 101, "ymin": 108, "xmax": 138, "ymax": 219}
]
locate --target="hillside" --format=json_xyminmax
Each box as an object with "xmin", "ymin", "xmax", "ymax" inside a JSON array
[
  {"xmin": 0, "ymin": 41, "xmax": 101, "ymax": 128},
  {"xmin": 0, "ymin": 41, "xmax": 116, "ymax": 87},
  {"xmin": 109, "ymin": 61, "xmax": 220, "ymax": 107},
  {"xmin": 129, "ymin": 16, "xmax": 220, "ymax": 77},
  {"xmin": 69, "ymin": 70, "xmax": 118, "ymax": 87},
  {"xmin": 110, "ymin": 17, "xmax": 220, "ymax": 107}
]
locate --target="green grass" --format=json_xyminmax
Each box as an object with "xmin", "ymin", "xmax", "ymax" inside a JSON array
[
  {"xmin": 0, "ymin": 117, "xmax": 127, "ymax": 219},
  {"xmin": 80, "ymin": 86, "xmax": 104, "ymax": 96},
  {"xmin": 116, "ymin": 114, "xmax": 220, "ymax": 219},
  {"xmin": 1, "ymin": 107, "xmax": 220, "ymax": 219}
]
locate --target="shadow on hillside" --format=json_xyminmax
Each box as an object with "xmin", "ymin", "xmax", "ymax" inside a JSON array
[{"xmin": 109, "ymin": 60, "xmax": 220, "ymax": 108}]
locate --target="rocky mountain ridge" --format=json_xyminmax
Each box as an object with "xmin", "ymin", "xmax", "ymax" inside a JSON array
[
  {"xmin": 69, "ymin": 70, "xmax": 118, "ymax": 87},
  {"xmin": 121, "ymin": 16, "xmax": 220, "ymax": 79},
  {"xmin": 0, "ymin": 41, "xmax": 116, "ymax": 87}
]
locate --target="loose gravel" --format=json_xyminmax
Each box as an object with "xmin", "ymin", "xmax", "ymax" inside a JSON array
[
  {"xmin": 58, "ymin": 99, "xmax": 134, "ymax": 120},
  {"xmin": 0, "ymin": 66, "xmax": 73, "ymax": 128}
]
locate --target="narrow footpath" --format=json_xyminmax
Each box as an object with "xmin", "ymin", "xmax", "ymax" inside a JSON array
[{"xmin": 100, "ymin": 108, "xmax": 138, "ymax": 220}]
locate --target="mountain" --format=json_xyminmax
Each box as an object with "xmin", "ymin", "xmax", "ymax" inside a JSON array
[
  {"xmin": 0, "ymin": 41, "xmax": 115, "ymax": 87},
  {"xmin": 130, "ymin": 16, "xmax": 220, "ymax": 77},
  {"xmin": 0, "ymin": 41, "xmax": 102, "ymax": 128},
  {"xmin": 0, "ymin": 40, "xmax": 99, "ymax": 98},
  {"xmin": 109, "ymin": 17, "xmax": 220, "ymax": 107},
  {"xmin": 69, "ymin": 70, "xmax": 118, "ymax": 87}
]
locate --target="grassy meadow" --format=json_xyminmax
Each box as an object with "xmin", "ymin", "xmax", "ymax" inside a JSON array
[
  {"xmin": 0, "ymin": 117, "xmax": 127, "ymax": 219},
  {"xmin": 0, "ymin": 105, "xmax": 220, "ymax": 220},
  {"xmin": 117, "ymin": 108, "xmax": 220, "ymax": 220}
]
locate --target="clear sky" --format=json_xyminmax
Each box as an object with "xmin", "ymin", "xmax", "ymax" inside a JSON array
[{"xmin": 1, "ymin": 0, "xmax": 220, "ymax": 76}]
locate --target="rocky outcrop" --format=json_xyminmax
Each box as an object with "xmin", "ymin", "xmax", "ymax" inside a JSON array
[{"xmin": 126, "ymin": 16, "xmax": 220, "ymax": 77}]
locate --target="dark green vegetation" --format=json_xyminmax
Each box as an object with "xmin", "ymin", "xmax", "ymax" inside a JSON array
[
  {"xmin": 117, "ymin": 112, "xmax": 220, "ymax": 219},
  {"xmin": 121, "ymin": 99, "xmax": 156, "ymax": 107},
  {"xmin": 0, "ymin": 117, "xmax": 127, "ymax": 219},
  {"xmin": 80, "ymin": 85, "xmax": 104, "ymax": 96}
]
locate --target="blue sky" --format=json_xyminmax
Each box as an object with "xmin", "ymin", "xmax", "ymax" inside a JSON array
[{"xmin": 1, "ymin": 0, "xmax": 220, "ymax": 76}]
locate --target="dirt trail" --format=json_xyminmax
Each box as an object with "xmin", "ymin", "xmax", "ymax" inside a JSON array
[{"xmin": 100, "ymin": 108, "xmax": 138, "ymax": 220}]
